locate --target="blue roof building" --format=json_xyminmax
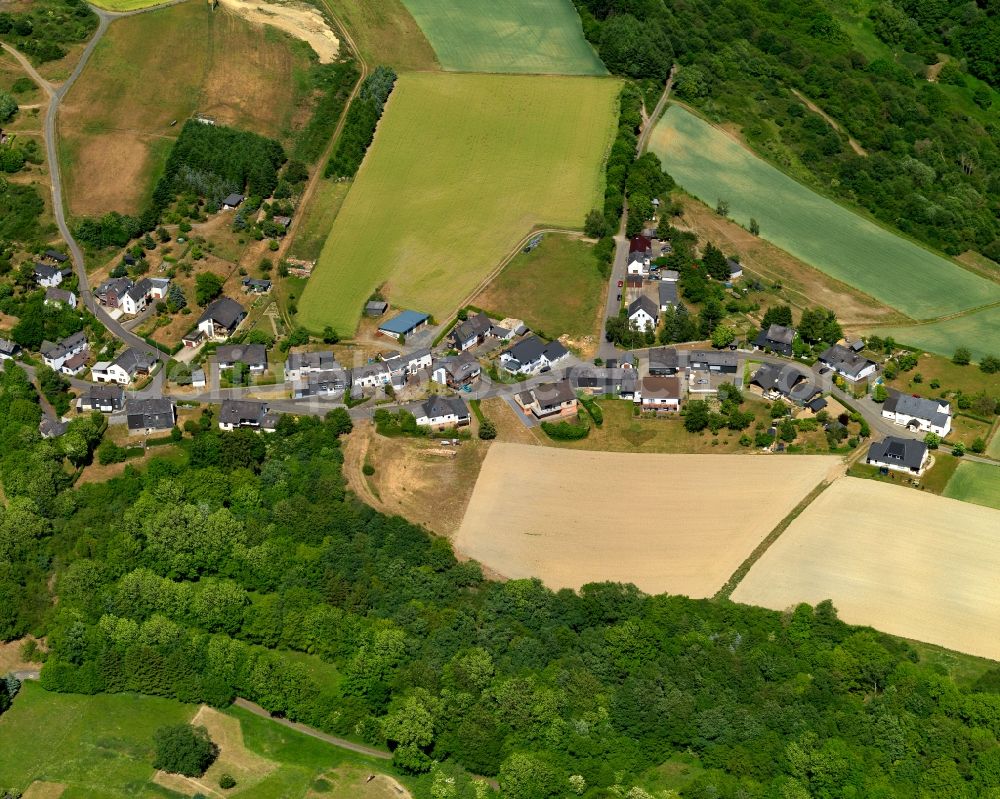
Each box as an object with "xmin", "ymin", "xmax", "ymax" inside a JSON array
[{"xmin": 378, "ymin": 310, "xmax": 430, "ymax": 338}]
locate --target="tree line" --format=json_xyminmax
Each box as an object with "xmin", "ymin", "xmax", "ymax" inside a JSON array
[{"xmin": 325, "ymin": 65, "xmax": 397, "ymax": 179}]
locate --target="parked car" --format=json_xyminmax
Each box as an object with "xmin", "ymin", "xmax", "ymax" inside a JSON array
[{"xmin": 617, "ymin": 280, "xmax": 623, "ymax": 287}]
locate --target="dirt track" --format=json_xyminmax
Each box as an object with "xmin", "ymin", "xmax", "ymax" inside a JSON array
[
  {"xmin": 455, "ymin": 444, "xmax": 839, "ymax": 597},
  {"xmin": 733, "ymin": 478, "xmax": 1000, "ymax": 660}
]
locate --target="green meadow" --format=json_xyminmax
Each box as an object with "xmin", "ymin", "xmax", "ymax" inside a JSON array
[
  {"xmin": 873, "ymin": 305, "xmax": 1000, "ymax": 361},
  {"xmin": 944, "ymin": 461, "xmax": 1000, "ymax": 511},
  {"xmin": 399, "ymin": 0, "xmax": 606, "ymax": 75},
  {"xmin": 648, "ymin": 105, "xmax": 1000, "ymax": 321}
]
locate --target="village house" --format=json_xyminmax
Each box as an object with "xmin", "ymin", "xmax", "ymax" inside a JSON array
[
  {"xmin": 571, "ymin": 367, "xmax": 638, "ymax": 399},
  {"xmin": 727, "ymin": 259, "xmax": 744, "ymax": 281},
  {"xmin": 222, "ymin": 193, "xmax": 245, "ymax": 210},
  {"xmin": 76, "ymin": 384, "xmax": 125, "ymax": 414},
  {"xmin": 351, "ymin": 361, "xmax": 392, "ymax": 388},
  {"xmin": 626, "ymin": 235, "xmax": 652, "ymax": 276},
  {"xmin": 658, "ymin": 281, "xmax": 678, "ymax": 311},
  {"xmin": 33, "ymin": 262, "xmax": 66, "ymax": 288},
  {"xmin": 882, "ymin": 390, "xmax": 952, "ymax": 437},
  {"xmin": 499, "ymin": 335, "xmax": 569, "ymax": 375},
  {"xmin": 638, "ymin": 375, "xmax": 682, "ymax": 412},
  {"xmin": 382, "ymin": 347, "xmax": 432, "ymax": 376},
  {"xmin": 44, "ymin": 288, "xmax": 77, "ymax": 309},
  {"xmin": 126, "ymin": 398, "xmax": 177, "ymax": 435},
  {"xmin": 818, "ymin": 344, "xmax": 877, "ymax": 382},
  {"xmin": 409, "ymin": 395, "xmax": 471, "ymax": 429},
  {"xmin": 431, "ymin": 352, "xmax": 481, "ymax": 388},
  {"xmin": 290, "ymin": 368, "xmax": 349, "ymax": 399},
  {"xmin": 866, "ymin": 436, "xmax": 929, "ymax": 475},
  {"xmin": 241, "ymin": 277, "xmax": 272, "ymax": 294},
  {"xmin": 753, "ymin": 324, "xmax": 796, "ymax": 357},
  {"xmin": 215, "ymin": 343, "xmax": 268, "ymax": 374},
  {"xmin": 689, "ymin": 350, "xmax": 739, "ymax": 374},
  {"xmin": 91, "ymin": 348, "xmax": 156, "ymax": 385},
  {"xmin": 749, "ymin": 363, "xmax": 820, "ymax": 405},
  {"xmin": 96, "ymin": 277, "xmax": 134, "ymax": 309},
  {"xmin": 628, "ymin": 295, "xmax": 658, "ymax": 332},
  {"xmin": 41, "ymin": 331, "xmax": 87, "ymax": 371},
  {"xmin": 39, "ymin": 418, "xmax": 68, "ymax": 439},
  {"xmin": 119, "ymin": 277, "xmax": 170, "ymax": 316},
  {"xmin": 284, "ymin": 350, "xmax": 337, "ymax": 381},
  {"xmin": 516, "ymin": 379, "xmax": 578, "ymax": 420},
  {"xmin": 449, "ymin": 312, "xmax": 496, "ymax": 351},
  {"xmin": 0, "ymin": 338, "xmax": 21, "ymax": 361},
  {"xmin": 186, "ymin": 297, "xmax": 246, "ymax": 345},
  {"xmin": 378, "ymin": 310, "xmax": 430, "ymax": 340},
  {"xmin": 647, "ymin": 347, "xmax": 680, "ymax": 376},
  {"xmin": 218, "ymin": 399, "xmax": 278, "ymax": 431},
  {"xmin": 44, "ymin": 249, "xmax": 69, "ymax": 264}
]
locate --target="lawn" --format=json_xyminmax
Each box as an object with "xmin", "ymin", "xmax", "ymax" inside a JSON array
[
  {"xmin": 989, "ymin": 425, "xmax": 1000, "ymax": 459},
  {"xmin": 0, "ymin": 682, "xmax": 406, "ymax": 798},
  {"xmin": 287, "ymin": 179, "xmax": 350, "ymax": 262},
  {"xmin": 882, "ymin": 350, "xmax": 1000, "ymax": 400},
  {"xmin": 298, "ymin": 72, "xmax": 619, "ymax": 334},
  {"xmin": 59, "ymin": 1, "xmax": 317, "ymax": 216},
  {"xmin": 324, "ymin": 0, "xmax": 438, "ymax": 71},
  {"xmin": 649, "ymin": 105, "xmax": 1000, "ymax": 321},
  {"xmin": 944, "ymin": 461, "xmax": 1000, "ymax": 510},
  {"xmin": 872, "ymin": 306, "xmax": 1000, "ymax": 362},
  {"xmin": 399, "ymin": 0, "xmax": 606, "ymax": 75},
  {"xmin": 88, "ymin": 0, "xmax": 171, "ymax": 10},
  {"xmin": 474, "ymin": 233, "xmax": 605, "ymax": 350}
]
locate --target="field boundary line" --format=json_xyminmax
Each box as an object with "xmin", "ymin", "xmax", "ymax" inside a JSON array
[{"xmin": 714, "ymin": 478, "xmax": 833, "ymax": 601}]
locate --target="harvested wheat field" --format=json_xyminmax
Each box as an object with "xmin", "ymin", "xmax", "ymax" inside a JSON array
[
  {"xmin": 733, "ymin": 478, "xmax": 1000, "ymax": 661},
  {"xmin": 455, "ymin": 444, "xmax": 839, "ymax": 597}
]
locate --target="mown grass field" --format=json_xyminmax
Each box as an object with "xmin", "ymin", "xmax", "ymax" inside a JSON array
[
  {"xmin": 59, "ymin": 1, "xmax": 316, "ymax": 216},
  {"xmin": 872, "ymin": 305, "xmax": 1000, "ymax": 361},
  {"xmin": 400, "ymin": 0, "xmax": 605, "ymax": 75},
  {"xmin": 944, "ymin": 461, "xmax": 1000, "ymax": 510},
  {"xmin": 0, "ymin": 682, "xmax": 403, "ymax": 798},
  {"xmin": 474, "ymin": 233, "xmax": 605, "ymax": 347},
  {"xmin": 87, "ymin": 0, "xmax": 168, "ymax": 10},
  {"xmin": 649, "ymin": 105, "xmax": 1000, "ymax": 321},
  {"xmin": 298, "ymin": 72, "xmax": 619, "ymax": 334},
  {"xmin": 325, "ymin": 0, "xmax": 438, "ymax": 71}
]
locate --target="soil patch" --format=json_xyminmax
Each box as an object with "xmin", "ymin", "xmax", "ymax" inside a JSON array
[{"xmin": 217, "ymin": 0, "xmax": 339, "ymax": 62}]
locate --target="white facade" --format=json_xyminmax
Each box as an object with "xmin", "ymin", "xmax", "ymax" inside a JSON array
[
  {"xmin": 629, "ymin": 308, "xmax": 657, "ymax": 332},
  {"xmin": 91, "ymin": 361, "xmax": 132, "ymax": 385},
  {"xmin": 882, "ymin": 405, "xmax": 952, "ymax": 437}
]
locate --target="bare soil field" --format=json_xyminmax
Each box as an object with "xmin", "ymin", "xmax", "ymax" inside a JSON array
[
  {"xmin": 216, "ymin": 0, "xmax": 339, "ymax": 62},
  {"xmin": 21, "ymin": 783, "xmax": 65, "ymax": 799},
  {"xmin": 732, "ymin": 478, "xmax": 1000, "ymax": 661},
  {"xmin": 455, "ymin": 444, "xmax": 839, "ymax": 597}
]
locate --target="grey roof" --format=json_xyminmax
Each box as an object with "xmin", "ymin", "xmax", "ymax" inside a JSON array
[
  {"xmin": 42, "ymin": 331, "xmax": 87, "ymax": 360},
  {"xmin": 33, "ymin": 262, "xmax": 59, "ymax": 279},
  {"xmin": 39, "ymin": 417, "xmax": 67, "ymax": 438},
  {"xmin": 407, "ymin": 347, "xmax": 431, "ymax": 364},
  {"xmin": 867, "ymin": 436, "xmax": 927, "ymax": 471},
  {"xmin": 125, "ymin": 278, "xmax": 153, "ymax": 303},
  {"xmin": 531, "ymin": 379, "xmax": 576, "ymax": 409},
  {"xmin": 451, "ymin": 312, "xmax": 493, "ymax": 344},
  {"xmin": 689, "ymin": 349, "xmax": 738, "ymax": 368},
  {"xmin": 242, "ymin": 277, "xmax": 271, "ymax": 291},
  {"xmin": 113, "ymin": 348, "xmax": 156, "ymax": 375},
  {"xmin": 808, "ymin": 396, "xmax": 828, "ymax": 412},
  {"xmin": 505, "ymin": 335, "xmax": 546, "ymax": 364},
  {"xmin": 648, "ymin": 347, "xmax": 679, "ymax": 370},
  {"xmin": 222, "ymin": 193, "xmax": 245, "ymax": 206},
  {"xmin": 765, "ymin": 324, "xmax": 794, "ymax": 346},
  {"xmin": 658, "ymin": 281, "xmax": 678, "ymax": 306},
  {"xmin": 45, "ymin": 288, "xmax": 75, "ymax": 304},
  {"xmin": 751, "ymin": 363, "xmax": 809, "ymax": 397},
  {"xmin": 219, "ymin": 399, "xmax": 267, "ymax": 426},
  {"xmin": 216, "ymin": 343, "xmax": 267, "ymax": 367},
  {"xmin": 45, "ymin": 249, "xmax": 68, "ymax": 262},
  {"xmin": 353, "ymin": 362, "xmax": 389, "ymax": 380},
  {"xmin": 0, "ymin": 338, "xmax": 19, "ymax": 355},
  {"xmin": 418, "ymin": 395, "xmax": 469, "ymax": 420},
  {"xmin": 98, "ymin": 277, "xmax": 133, "ymax": 298},
  {"xmin": 727, "ymin": 258, "xmax": 743, "ymax": 274},
  {"xmin": 198, "ymin": 297, "xmax": 246, "ymax": 329},
  {"xmin": 543, "ymin": 340, "xmax": 569, "ymax": 362},
  {"xmin": 437, "ymin": 352, "xmax": 480, "ymax": 381},
  {"xmin": 126, "ymin": 398, "xmax": 175, "ymax": 431},
  {"xmin": 286, "ymin": 350, "xmax": 336, "ymax": 372},
  {"xmin": 628, "ymin": 295, "xmax": 658, "ymax": 319},
  {"xmin": 884, "ymin": 391, "xmax": 951, "ymax": 428},
  {"xmin": 819, "ymin": 344, "xmax": 875, "ymax": 379},
  {"xmin": 365, "ymin": 300, "xmax": 388, "ymax": 313}
]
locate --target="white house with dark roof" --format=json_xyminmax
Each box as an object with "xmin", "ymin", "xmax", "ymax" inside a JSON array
[
  {"xmin": 866, "ymin": 436, "xmax": 929, "ymax": 475},
  {"xmin": 33, "ymin": 262, "xmax": 64, "ymax": 288},
  {"xmin": 409, "ymin": 396, "xmax": 471, "ymax": 429},
  {"xmin": 285, "ymin": 350, "xmax": 336, "ymax": 381},
  {"xmin": 222, "ymin": 193, "xmax": 245, "ymax": 210},
  {"xmin": 750, "ymin": 363, "xmax": 820, "ymax": 405},
  {"xmin": 657, "ymin": 281, "xmax": 678, "ymax": 311},
  {"xmin": 0, "ymin": 339, "xmax": 21, "ymax": 361},
  {"xmin": 516, "ymin": 379, "xmax": 578, "ymax": 419},
  {"xmin": 882, "ymin": 390, "xmax": 952, "ymax": 437},
  {"xmin": 638, "ymin": 375, "xmax": 682, "ymax": 412},
  {"xmin": 76, "ymin": 384, "xmax": 125, "ymax": 413},
  {"xmin": 41, "ymin": 332, "xmax": 87, "ymax": 371},
  {"xmin": 290, "ymin": 368, "xmax": 348, "ymax": 399},
  {"xmin": 450, "ymin": 312, "xmax": 495, "ymax": 351},
  {"xmin": 432, "ymin": 352, "xmax": 481, "ymax": 388},
  {"xmin": 753, "ymin": 324, "xmax": 795, "ymax": 357},
  {"xmin": 216, "ymin": 343, "xmax": 268, "ymax": 373},
  {"xmin": 91, "ymin": 348, "xmax": 156, "ymax": 385},
  {"xmin": 628, "ymin": 295, "xmax": 658, "ymax": 332},
  {"xmin": 126, "ymin": 398, "xmax": 176, "ymax": 434},
  {"xmin": 818, "ymin": 344, "xmax": 876, "ymax": 382},
  {"xmin": 499, "ymin": 335, "xmax": 569, "ymax": 375},
  {"xmin": 351, "ymin": 362, "xmax": 391, "ymax": 388},
  {"xmin": 120, "ymin": 277, "xmax": 169, "ymax": 316},
  {"xmin": 194, "ymin": 297, "xmax": 246, "ymax": 342},
  {"xmin": 218, "ymin": 399, "xmax": 276, "ymax": 431},
  {"xmin": 44, "ymin": 288, "xmax": 77, "ymax": 309}
]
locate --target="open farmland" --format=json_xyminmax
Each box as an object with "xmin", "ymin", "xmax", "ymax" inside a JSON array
[
  {"xmin": 324, "ymin": 0, "xmax": 438, "ymax": 71},
  {"xmin": 298, "ymin": 72, "xmax": 618, "ymax": 334},
  {"xmin": 59, "ymin": 1, "xmax": 317, "ymax": 216},
  {"xmin": 871, "ymin": 305, "xmax": 1000, "ymax": 362},
  {"xmin": 732, "ymin": 478, "xmax": 1000, "ymax": 661},
  {"xmin": 944, "ymin": 461, "xmax": 1000, "ymax": 511},
  {"xmin": 649, "ymin": 105, "xmax": 1000, "ymax": 321},
  {"xmin": 400, "ymin": 0, "xmax": 605, "ymax": 75},
  {"xmin": 454, "ymin": 444, "xmax": 839, "ymax": 597}
]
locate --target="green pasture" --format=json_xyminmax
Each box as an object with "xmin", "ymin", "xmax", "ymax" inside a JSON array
[
  {"xmin": 944, "ymin": 461, "xmax": 1000, "ymax": 511},
  {"xmin": 400, "ymin": 0, "xmax": 606, "ymax": 75},
  {"xmin": 88, "ymin": 0, "xmax": 171, "ymax": 10},
  {"xmin": 873, "ymin": 305, "xmax": 1000, "ymax": 361},
  {"xmin": 648, "ymin": 105, "xmax": 1000, "ymax": 320},
  {"xmin": 0, "ymin": 682, "xmax": 395, "ymax": 798},
  {"xmin": 989, "ymin": 426, "xmax": 1000, "ymax": 460},
  {"xmin": 298, "ymin": 72, "xmax": 619, "ymax": 334}
]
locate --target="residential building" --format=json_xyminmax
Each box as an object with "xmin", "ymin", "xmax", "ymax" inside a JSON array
[
  {"xmin": 866, "ymin": 436, "xmax": 929, "ymax": 475},
  {"xmin": 450, "ymin": 312, "xmax": 495, "ymax": 351},
  {"xmin": 572, "ymin": 367, "xmax": 638, "ymax": 399},
  {"xmin": 749, "ymin": 363, "xmax": 819, "ymax": 405},
  {"xmin": 241, "ymin": 277, "xmax": 271, "ymax": 294},
  {"xmin": 33, "ymin": 262, "xmax": 64, "ymax": 288},
  {"xmin": 216, "ymin": 343, "xmax": 268, "ymax": 373},
  {"xmin": 351, "ymin": 362, "xmax": 392, "ymax": 388},
  {"xmin": 126, "ymin": 398, "xmax": 176, "ymax": 434},
  {"xmin": 689, "ymin": 350, "xmax": 739, "ymax": 373},
  {"xmin": 0, "ymin": 338, "xmax": 20, "ymax": 361},
  {"xmin": 658, "ymin": 281, "xmax": 678, "ymax": 311},
  {"xmin": 727, "ymin": 259, "xmax": 744, "ymax": 280},
  {"xmin": 378, "ymin": 310, "xmax": 430, "ymax": 339},
  {"xmin": 120, "ymin": 277, "xmax": 170, "ymax": 316},
  {"xmin": 91, "ymin": 348, "xmax": 156, "ymax": 385},
  {"xmin": 194, "ymin": 297, "xmax": 246, "ymax": 342},
  {"xmin": 60, "ymin": 351, "xmax": 88, "ymax": 377},
  {"xmin": 39, "ymin": 417, "xmax": 67, "ymax": 439},
  {"xmin": 77, "ymin": 384, "xmax": 126, "ymax": 413},
  {"xmin": 218, "ymin": 399, "xmax": 276, "ymax": 431},
  {"xmin": 222, "ymin": 193, "xmax": 245, "ymax": 210},
  {"xmin": 818, "ymin": 344, "xmax": 877, "ymax": 382},
  {"xmin": 648, "ymin": 347, "xmax": 680, "ymax": 376},
  {"xmin": 515, "ymin": 379, "xmax": 578, "ymax": 419},
  {"xmin": 499, "ymin": 335, "xmax": 569, "ymax": 375},
  {"xmin": 44, "ymin": 249, "xmax": 68, "ymax": 264},
  {"xmin": 41, "ymin": 332, "xmax": 87, "ymax": 371},
  {"xmin": 44, "ymin": 288, "xmax": 77, "ymax": 309},
  {"xmin": 638, "ymin": 375, "xmax": 682, "ymax": 412},
  {"xmin": 96, "ymin": 277, "xmax": 134, "ymax": 309},
  {"xmin": 285, "ymin": 350, "xmax": 337, "ymax": 381},
  {"xmin": 882, "ymin": 390, "xmax": 952, "ymax": 437},
  {"xmin": 431, "ymin": 352, "xmax": 481, "ymax": 388},
  {"xmin": 628, "ymin": 295, "xmax": 658, "ymax": 331},
  {"xmin": 753, "ymin": 324, "xmax": 796, "ymax": 357},
  {"xmin": 290, "ymin": 368, "xmax": 349, "ymax": 399},
  {"xmin": 409, "ymin": 395, "xmax": 471, "ymax": 429}
]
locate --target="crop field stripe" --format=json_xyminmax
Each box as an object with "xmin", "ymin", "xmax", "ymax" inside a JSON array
[
  {"xmin": 869, "ymin": 304, "xmax": 1000, "ymax": 361},
  {"xmin": 298, "ymin": 72, "xmax": 619, "ymax": 334},
  {"xmin": 649, "ymin": 105, "xmax": 1000, "ymax": 320},
  {"xmin": 400, "ymin": 0, "xmax": 606, "ymax": 75},
  {"xmin": 943, "ymin": 461, "xmax": 1000, "ymax": 510}
]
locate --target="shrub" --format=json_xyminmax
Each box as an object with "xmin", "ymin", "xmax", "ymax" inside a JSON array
[
  {"xmin": 152, "ymin": 724, "xmax": 218, "ymax": 777},
  {"xmin": 541, "ymin": 419, "xmax": 589, "ymax": 440},
  {"xmin": 219, "ymin": 774, "xmax": 236, "ymax": 790},
  {"xmin": 362, "ymin": 462, "xmax": 375, "ymax": 476},
  {"xmin": 97, "ymin": 440, "xmax": 127, "ymax": 465},
  {"xmin": 478, "ymin": 419, "xmax": 497, "ymax": 440},
  {"xmin": 952, "ymin": 347, "xmax": 971, "ymax": 366}
]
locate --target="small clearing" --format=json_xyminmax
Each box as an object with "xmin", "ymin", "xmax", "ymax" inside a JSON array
[
  {"xmin": 308, "ymin": 766, "xmax": 413, "ymax": 799},
  {"xmin": 21, "ymin": 783, "xmax": 65, "ymax": 799},
  {"xmin": 217, "ymin": 0, "xmax": 340, "ymax": 63},
  {"xmin": 0, "ymin": 637, "xmax": 42, "ymax": 675},
  {"xmin": 456, "ymin": 444, "xmax": 840, "ymax": 597},
  {"xmin": 733, "ymin": 478, "xmax": 1000, "ymax": 661}
]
